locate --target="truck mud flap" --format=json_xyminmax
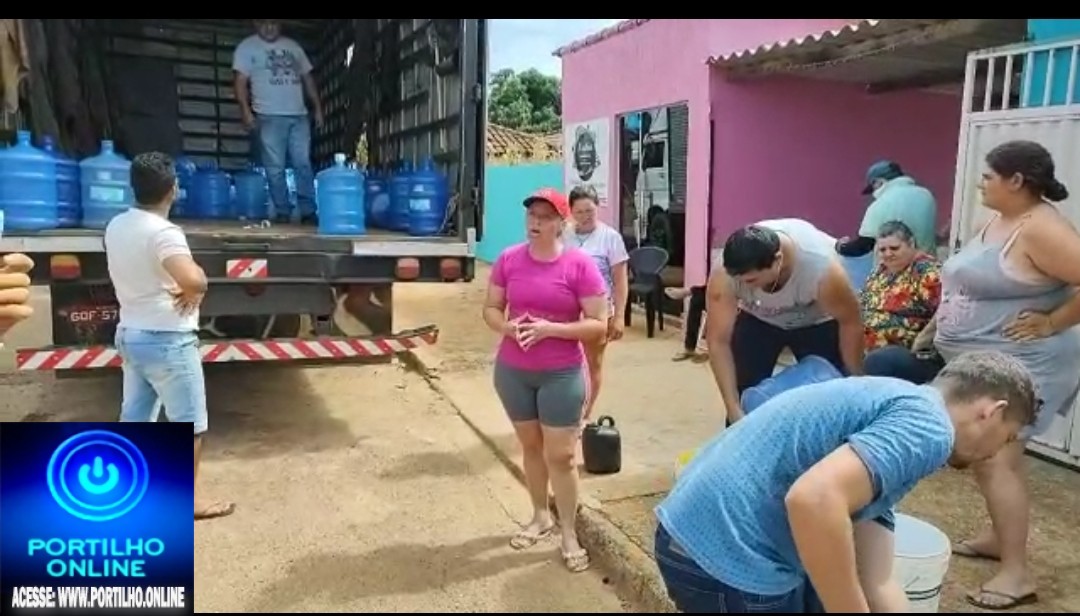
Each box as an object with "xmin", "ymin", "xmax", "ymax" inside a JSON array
[{"xmin": 13, "ymin": 325, "xmax": 438, "ymax": 371}]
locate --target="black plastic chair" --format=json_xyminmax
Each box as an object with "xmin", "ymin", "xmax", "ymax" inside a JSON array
[{"xmin": 626, "ymin": 245, "xmax": 670, "ymax": 338}]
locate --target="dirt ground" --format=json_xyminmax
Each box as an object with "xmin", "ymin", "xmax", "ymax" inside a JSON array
[
  {"xmin": 395, "ymin": 263, "xmax": 1080, "ymax": 614},
  {"xmin": 0, "ymin": 290, "xmax": 631, "ymax": 613},
  {"xmin": 9, "ymin": 262, "xmax": 1080, "ymax": 613}
]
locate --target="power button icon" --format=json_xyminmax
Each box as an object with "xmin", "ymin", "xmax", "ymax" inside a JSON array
[
  {"xmin": 47, "ymin": 430, "xmax": 150, "ymax": 522},
  {"xmin": 78, "ymin": 457, "xmax": 120, "ymax": 495}
]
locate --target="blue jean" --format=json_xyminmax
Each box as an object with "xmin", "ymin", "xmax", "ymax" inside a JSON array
[
  {"xmin": 864, "ymin": 344, "xmax": 943, "ymax": 385},
  {"xmin": 256, "ymin": 114, "xmax": 316, "ymax": 219},
  {"xmin": 115, "ymin": 327, "xmax": 208, "ymax": 435},
  {"xmin": 732, "ymin": 312, "xmax": 845, "ymax": 393},
  {"xmin": 654, "ymin": 524, "xmax": 824, "ymax": 613}
]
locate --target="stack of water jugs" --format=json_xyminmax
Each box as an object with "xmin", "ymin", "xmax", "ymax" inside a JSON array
[
  {"xmin": 0, "ymin": 130, "xmax": 134, "ymax": 231},
  {"xmin": 0, "ymin": 131, "xmax": 451, "ymax": 237},
  {"xmin": 174, "ymin": 159, "xmax": 294, "ymax": 222},
  {"xmin": 309, "ymin": 152, "xmax": 452, "ymax": 237},
  {"xmin": 363, "ymin": 156, "xmax": 450, "ymax": 237}
]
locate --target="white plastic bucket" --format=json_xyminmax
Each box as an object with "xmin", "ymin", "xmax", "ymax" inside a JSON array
[{"xmin": 892, "ymin": 513, "xmax": 951, "ymax": 613}]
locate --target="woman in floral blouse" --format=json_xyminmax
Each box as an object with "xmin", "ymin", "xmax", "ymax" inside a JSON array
[{"xmin": 861, "ymin": 220, "xmax": 943, "ymax": 383}]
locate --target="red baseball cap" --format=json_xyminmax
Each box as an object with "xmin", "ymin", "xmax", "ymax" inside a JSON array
[{"xmin": 523, "ymin": 188, "xmax": 570, "ymax": 219}]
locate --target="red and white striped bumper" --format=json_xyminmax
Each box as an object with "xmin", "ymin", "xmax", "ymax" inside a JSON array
[{"xmin": 14, "ymin": 326, "xmax": 439, "ymax": 371}]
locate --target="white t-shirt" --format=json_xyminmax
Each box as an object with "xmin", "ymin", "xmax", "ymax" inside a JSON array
[
  {"xmin": 563, "ymin": 222, "xmax": 629, "ymax": 307},
  {"xmin": 105, "ymin": 209, "xmax": 198, "ymax": 332},
  {"xmin": 715, "ymin": 218, "xmax": 839, "ymax": 330},
  {"xmin": 232, "ymin": 34, "xmax": 313, "ymax": 116}
]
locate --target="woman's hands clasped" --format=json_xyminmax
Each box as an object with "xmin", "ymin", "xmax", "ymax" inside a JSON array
[{"xmin": 503, "ymin": 313, "xmax": 556, "ymax": 351}]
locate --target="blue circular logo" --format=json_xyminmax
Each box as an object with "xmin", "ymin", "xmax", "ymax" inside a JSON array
[{"xmin": 47, "ymin": 430, "xmax": 150, "ymax": 522}]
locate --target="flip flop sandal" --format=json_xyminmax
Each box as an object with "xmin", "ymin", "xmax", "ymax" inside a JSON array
[
  {"xmin": 562, "ymin": 548, "xmax": 590, "ymax": 573},
  {"xmin": 195, "ymin": 501, "xmax": 236, "ymax": 521},
  {"xmin": 509, "ymin": 524, "xmax": 554, "ymax": 550},
  {"xmin": 952, "ymin": 540, "xmax": 1001, "ymax": 562},
  {"xmin": 965, "ymin": 588, "xmax": 1038, "ymax": 610}
]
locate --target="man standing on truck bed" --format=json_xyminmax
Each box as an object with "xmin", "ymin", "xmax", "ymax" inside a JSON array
[
  {"xmin": 233, "ymin": 19, "xmax": 324, "ymax": 225},
  {"xmin": 105, "ymin": 152, "xmax": 236, "ymax": 521}
]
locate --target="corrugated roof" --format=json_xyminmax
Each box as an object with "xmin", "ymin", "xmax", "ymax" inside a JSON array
[
  {"xmin": 707, "ymin": 19, "xmax": 1028, "ymax": 86},
  {"xmin": 486, "ymin": 123, "xmax": 561, "ymax": 163},
  {"xmin": 707, "ymin": 19, "xmax": 944, "ymax": 68},
  {"xmin": 553, "ymin": 19, "xmax": 651, "ymax": 58}
]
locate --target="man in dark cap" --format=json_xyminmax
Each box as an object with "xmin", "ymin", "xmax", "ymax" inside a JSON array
[{"xmin": 836, "ymin": 160, "xmax": 938, "ymax": 258}]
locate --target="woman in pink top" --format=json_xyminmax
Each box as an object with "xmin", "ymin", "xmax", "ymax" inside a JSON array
[{"xmin": 483, "ymin": 187, "xmax": 609, "ymax": 573}]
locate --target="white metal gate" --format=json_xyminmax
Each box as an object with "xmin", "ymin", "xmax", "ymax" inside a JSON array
[{"xmin": 950, "ymin": 37, "xmax": 1080, "ymax": 464}]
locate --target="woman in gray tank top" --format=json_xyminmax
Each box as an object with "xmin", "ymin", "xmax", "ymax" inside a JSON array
[
  {"xmin": 872, "ymin": 141, "xmax": 1078, "ymax": 610},
  {"xmin": 703, "ymin": 219, "xmax": 866, "ymax": 425}
]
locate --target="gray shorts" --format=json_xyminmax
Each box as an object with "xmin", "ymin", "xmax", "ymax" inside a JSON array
[{"xmin": 493, "ymin": 361, "xmax": 587, "ymax": 428}]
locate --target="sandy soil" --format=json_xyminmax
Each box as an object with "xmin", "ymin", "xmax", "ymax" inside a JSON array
[{"xmin": 0, "ymin": 292, "xmax": 630, "ymax": 613}]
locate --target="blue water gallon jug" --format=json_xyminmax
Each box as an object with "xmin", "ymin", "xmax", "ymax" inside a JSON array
[
  {"xmin": 407, "ymin": 157, "xmax": 449, "ymax": 237},
  {"xmin": 316, "ymin": 153, "xmax": 365, "ymax": 236},
  {"xmin": 0, "ymin": 130, "xmax": 60, "ymax": 231},
  {"xmin": 841, "ymin": 253, "xmax": 876, "ymax": 294},
  {"xmin": 172, "ymin": 156, "xmax": 198, "ymax": 219},
  {"xmin": 740, "ymin": 355, "xmax": 844, "ymax": 414},
  {"xmin": 366, "ymin": 170, "xmax": 390, "ymax": 228},
  {"xmin": 389, "ymin": 160, "xmax": 414, "ymax": 232},
  {"xmin": 190, "ymin": 162, "xmax": 232, "ymax": 219},
  {"xmin": 40, "ymin": 135, "xmax": 81, "ymax": 228},
  {"xmin": 80, "ymin": 139, "xmax": 132, "ymax": 230},
  {"xmin": 233, "ymin": 164, "xmax": 268, "ymax": 221}
]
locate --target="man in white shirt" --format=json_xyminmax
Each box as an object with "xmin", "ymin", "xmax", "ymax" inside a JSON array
[
  {"xmin": 105, "ymin": 152, "xmax": 235, "ymax": 521},
  {"xmin": 233, "ymin": 19, "xmax": 323, "ymax": 224}
]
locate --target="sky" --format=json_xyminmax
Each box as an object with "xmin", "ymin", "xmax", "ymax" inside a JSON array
[{"xmin": 489, "ymin": 19, "xmax": 626, "ymax": 78}]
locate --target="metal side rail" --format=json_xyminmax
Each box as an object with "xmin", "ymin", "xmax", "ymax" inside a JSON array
[{"xmin": 14, "ymin": 325, "xmax": 439, "ymax": 371}]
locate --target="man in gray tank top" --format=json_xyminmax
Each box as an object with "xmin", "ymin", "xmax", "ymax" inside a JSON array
[{"xmin": 704, "ymin": 219, "xmax": 866, "ymax": 425}]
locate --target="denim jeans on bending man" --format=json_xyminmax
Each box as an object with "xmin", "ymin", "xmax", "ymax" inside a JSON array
[
  {"xmin": 256, "ymin": 114, "xmax": 316, "ymax": 222},
  {"xmin": 655, "ymin": 524, "xmax": 825, "ymax": 613}
]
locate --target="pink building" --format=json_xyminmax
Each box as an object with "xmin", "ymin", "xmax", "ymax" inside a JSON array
[{"xmin": 556, "ymin": 19, "xmax": 1027, "ymax": 293}]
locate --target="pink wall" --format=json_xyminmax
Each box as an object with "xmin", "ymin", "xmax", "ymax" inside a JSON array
[
  {"xmin": 560, "ymin": 19, "xmax": 855, "ymax": 287},
  {"xmin": 708, "ymin": 76, "xmax": 962, "ymax": 252}
]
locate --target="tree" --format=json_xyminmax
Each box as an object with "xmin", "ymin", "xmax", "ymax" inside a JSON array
[{"xmin": 488, "ymin": 68, "xmax": 561, "ymax": 134}]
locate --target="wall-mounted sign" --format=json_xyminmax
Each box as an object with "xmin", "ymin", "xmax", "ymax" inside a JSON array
[{"xmin": 563, "ymin": 117, "xmax": 611, "ymax": 207}]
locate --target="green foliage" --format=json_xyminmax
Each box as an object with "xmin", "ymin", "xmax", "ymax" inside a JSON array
[{"xmin": 488, "ymin": 68, "xmax": 561, "ymax": 134}]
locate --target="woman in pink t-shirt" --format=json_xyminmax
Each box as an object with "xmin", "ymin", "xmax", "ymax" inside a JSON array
[{"xmin": 483, "ymin": 187, "xmax": 609, "ymax": 573}]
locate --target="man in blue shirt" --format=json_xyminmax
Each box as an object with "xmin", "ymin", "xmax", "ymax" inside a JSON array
[{"xmin": 654, "ymin": 350, "xmax": 1037, "ymax": 613}]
